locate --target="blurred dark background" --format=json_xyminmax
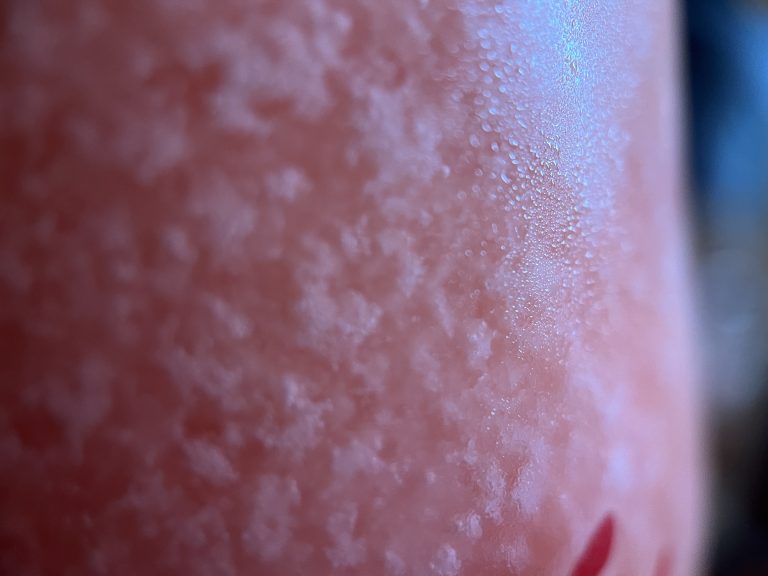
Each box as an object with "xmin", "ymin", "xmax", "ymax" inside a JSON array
[{"xmin": 684, "ymin": 0, "xmax": 768, "ymax": 574}]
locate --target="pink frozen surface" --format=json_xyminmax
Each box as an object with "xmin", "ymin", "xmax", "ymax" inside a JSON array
[{"xmin": 0, "ymin": 1, "xmax": 704, "ymax": 575}]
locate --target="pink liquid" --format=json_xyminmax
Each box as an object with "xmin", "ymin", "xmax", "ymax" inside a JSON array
[{"xmin": 0, "ymin": 1, "xmax": 704, "ymax": 574}]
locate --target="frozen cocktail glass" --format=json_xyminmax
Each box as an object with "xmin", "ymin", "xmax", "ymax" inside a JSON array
[{"xmin": 0, "ymin": 1, "xmax": 704, "ymax": 575}]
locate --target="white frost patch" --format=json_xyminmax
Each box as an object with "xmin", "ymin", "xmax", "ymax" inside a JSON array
[
  {"xmin": 162, "ymin": 345, "xmax": 245, "ymax": 410},
  {"xmin": 175, "ymin": 0, "xmax": 351, "ymax": 122},
  {"xmin": 512, "ymin": 459, "xmax": 543, "ymax": 517},
  {"xmin": 189, "ymin": 175, "xmax": 257, "ymax": 261},
  {"xmin": 349, "ymin": 353, "xmax": 390, "ymax": 395},
  {"xmin": 299, "ymin": 238, "xmax": 342, "ymax": 278},
  {"xmin": 298, "ymin": 286, "xmax": 382, "ymax": 351},
  {"xmin": 258, "ymin": 375, "xmax": 329, "ymax": 460},
  {"xmin": 456, "ymin": 512, "xmax": 483, "ymax": 540},
  {"xmin": 332, "ymin": 438, "xmax": 385, "ymax": 478},
  {"xmin": 411, "ymin": 344, "xmax": 441, "ymax": 392},
  {"xmin": 467, "ymin": 319, "xmax": 494, "ymax": 367},
  {"xmin": 243, "ymin": 475, "xmax": 300, "ymax": 561},
  {"xmin": 498, "ymin": 427, "xmax": 551, "ymax": 517},
  {"xmin": 430, "ymin": 544, "xmax": 461, "ymax": 576},
  {"xmin": 209, "ymin": 89, "xmax": 273, "ymax": 135},
  {"xmin": 184, "ymin": 439, "xmax": 237, "ymax": 485},
  {"xmin": 376, "ymin": 229, "xmax": 424, "ymax": 296},
  {"xmin": 340, "ymin": 218, "xmax": 373, "ymax": 259},
  {"xmin": 135, "ymin": 115, "xmax": 188, "ymax": 182},
  {"xmin": 398, "ymin": 246, "xmax": 424, "ymax": 296},
  {"xmin": 297, "ymin": 239, "xmax": 382, "ymax": 353},
  {"xmin": 432, "ymin": 290, "xmax": 455, "ymax": 336},
  {"xmin": 501, "ymin": 536, "xmax": 530, "ymax": 571},
  {"xmin": 325, "ymin": 503, "xmax": 367, "ymax": 568},
  {"xmin": 265, "ymin": 167, "xmax": 310, "ymax": 202},
  {"xmin": 462, "ymin": 438, "xmax": 480, "ymax": 466},
  {"xmin": 176, "ymin": 507, "xmax": 228, "ymax": 552},
  {"xmin": 377, "ymin": 228, "xmax": 406, "ymax": 256},
  {"xmin": 481, "ymin": 460, "xmax": 507, "ymax": 522},
  {"xmin": 356, "ymin": 85, "xmax": 444, "ymax": 191},
  {"xmin": 161, "ymin": 226, "xmax": 197, "ymax": 263},
  {"xmin": 206, "ymin": 295, "xmax": 253, "ymax": 340},
  {"xmin": 385, "ymin": 550, "xmax": 406, "ymax": 576},
  {"xmin": 297, "ymin": 285, "xmax": 338, "ymax": 338}
]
